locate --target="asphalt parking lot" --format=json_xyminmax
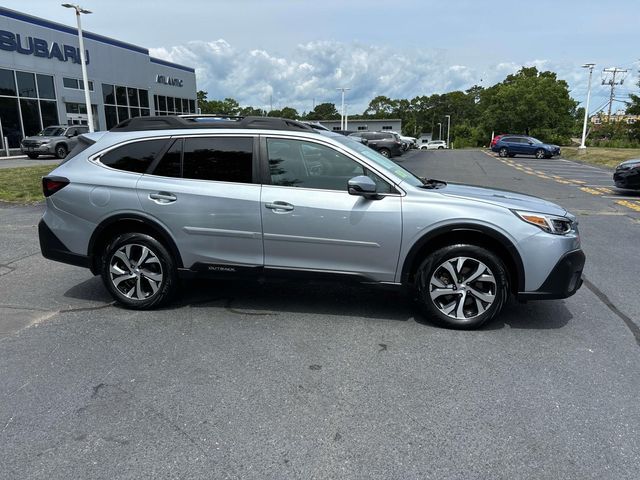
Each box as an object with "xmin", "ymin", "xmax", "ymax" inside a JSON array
[{"xmin": 1, "ymin": 149, "xmax": 639, "ymax": 479}]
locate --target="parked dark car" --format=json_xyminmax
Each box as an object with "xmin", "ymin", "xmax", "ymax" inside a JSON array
[
  {"xmin": 491, "ymin": 135, "xmax": 560, "ymax": 159},
  {"xmin": 613, "ymin": 158, "xmax": 640, "ymax": 189},
  {"xmin": 348, "ymin": 131, "xmax": 403, "ymax": 158}
]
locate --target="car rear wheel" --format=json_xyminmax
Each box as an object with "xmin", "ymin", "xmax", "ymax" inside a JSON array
[
  {"xmin": 438, "ymin": 146, "xmax": 444, "ymax": 150},
  {"xmin": 55, "ymin": 144, "xmax": 68, "ymax": 159},
  {"xmin": 101, "ymin": 232, "xmax": 177, "ymax": 309},
  {"xmin": 499, "ymin": 147, "xmax": 509, "ymax": 157},
  {"xmin": 27, "ymin": 153, "xmax": 39, "ymax": 159},
  {"xmin": 379, "ymin": 148, "xmax": 391, "ymax": 158},
  {"xmin": 415, "ymin": 244, "xmax": 508, "ymax": 329},
  {"xmin": 535, "ymin": 149, "xmax": 546, "ymax": 159}
]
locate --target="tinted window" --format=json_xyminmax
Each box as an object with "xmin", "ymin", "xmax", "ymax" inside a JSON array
[
  {"xmin": 153, "ymin": 139, "xmax": 182, "ymax": 178},
  {"xmin": 20, "ymin": 99, "xmax": 40, "ymax": 136},
  {"xmin": 76, "ymin": 126, "xmax": 89, "ymax": 134},
  {"xmin": 0, "ymin": 68, "xmax": 16, "ymax": 96},
  {"xmin": 115, "ymin": 86, "xmax": 127, "ymax": 105},
  {"xmin": 102, "ymin": 83, "xmax": 115, "ymax": 104},
  {"xmin": 0, "ymin": 97, "xmax": 21, "ymax": 147},
  {"xmin": 39, "ymin": 101, "xmax": 59, "ymax": 128},
  {"xmin": 16, "ymin": 71, "xmax": 37, "ymax": 97},
  {"xmin": 128, "ymin": 88, "xmax": 139, "ymax": 107},
  {"xmin": 36, "ymin": 74, "xmax": 56, "ymax": 99},
  {"xmin": 139, "ymin": 89, "xmax": 149, "ymax": 108},
  {"xmin": 182, "ymin": 137, "xmax": 253, "ymax": 183},
  {"xmin": 104, "ymin": 105, "xmax": 118, "ymax": 129},
  {"xmin": 63, "ymin": 77, "xmax": 79, "ymax": 89},
  {"xmin": 100, "ymin": 139, "xmax": 168, "ymax": 173}
]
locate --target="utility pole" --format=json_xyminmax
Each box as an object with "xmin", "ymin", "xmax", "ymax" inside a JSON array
[
  {"xmin": 336, "ymin": 87, "xmax": 350, "ymax": 130},
  {"xmin": 437, "ymin": 122, "xmax": 442, "ymax": 140},
  {"xmin": 602, "ymin": 67, "xmax": 628, "ymax": 122},
  {"xmin": 579, "ymin": 63, "xmax": 595, "ymax": 150},
  {"xmin": 445, "ymin": 115, "xmax": 451, "ymax": 148}
]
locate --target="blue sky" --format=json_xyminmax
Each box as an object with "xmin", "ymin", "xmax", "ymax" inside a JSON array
[{"xmin": 4, "ymin": 0, "xmax": 639, "ymax": 114}]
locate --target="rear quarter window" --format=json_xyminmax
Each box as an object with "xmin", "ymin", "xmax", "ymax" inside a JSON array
[{"xmin": 99, "ymin": 138, "xmax": 169, "ymax": 173}]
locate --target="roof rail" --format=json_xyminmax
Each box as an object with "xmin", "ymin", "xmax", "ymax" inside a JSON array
[{"xmin": 110, "ymin": 115, "xmax": 314, "ymax": 132}]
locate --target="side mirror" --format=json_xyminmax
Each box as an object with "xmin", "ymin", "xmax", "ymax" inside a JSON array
[
  {"xmin": 348, "ymin": 175, "xmax": 378, "ymax": 199},
  {"xmin": 528, "ymin": 141, "xmax": 533, "ymax": 145}
]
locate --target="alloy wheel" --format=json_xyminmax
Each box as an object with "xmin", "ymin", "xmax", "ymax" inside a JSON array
[
  {"xmin": 109, "ymin": 243, "xmax": 163, "ymax": 300},
  {"xmin": 428, "ymin": 256, "xmax": 497, "ymax": 321}
]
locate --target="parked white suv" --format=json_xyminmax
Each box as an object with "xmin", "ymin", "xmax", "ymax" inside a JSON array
[{"xmin": 421, "ymin": 140, "xmax": 448, "ymax": 150}]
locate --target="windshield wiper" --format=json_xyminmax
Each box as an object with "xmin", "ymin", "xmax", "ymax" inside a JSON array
[{"xmin": 419, "ymin": 177, "xmax": 447, "ymax": 189}]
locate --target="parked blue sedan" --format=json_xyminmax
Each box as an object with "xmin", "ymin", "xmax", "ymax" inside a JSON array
[{"xmin": 491, "ymin": 135, "xmax": 561, "ymax": 159}]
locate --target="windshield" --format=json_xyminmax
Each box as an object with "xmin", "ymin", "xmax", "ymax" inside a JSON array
[
  {"xmin": 39, "ymin": 127, "xmax": 64, "ymax": 136},
  {"xmin": 530, "ymin": 137, "xmax": 543, "ymax": 144},
  {"xmin": 330, "ymin": 134, "xmax": 423, "ymax": 187}
]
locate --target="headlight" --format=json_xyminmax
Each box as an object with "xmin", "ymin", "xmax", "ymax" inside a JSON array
[{"xmin": 513, "ymin": 210, "xmax": 573, "ymax": 234}]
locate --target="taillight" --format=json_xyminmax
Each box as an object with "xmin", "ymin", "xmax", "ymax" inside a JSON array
[{"xmin": 42, "ymin": 176, "xmax": 69, "ymax": 197}]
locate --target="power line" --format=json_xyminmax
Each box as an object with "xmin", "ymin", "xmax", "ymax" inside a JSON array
[{"xmin": 601, "ymin": 67, "xmax": 629, "ymax": 120}]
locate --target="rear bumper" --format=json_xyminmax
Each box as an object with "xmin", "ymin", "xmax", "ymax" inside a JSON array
[
  {"xmin": 517, "ymin": 249, "xmax": 585, "ymax": 300},
  {"xmin": 38, "ymin": 219, "xmax": 90, "ymax": 268}
]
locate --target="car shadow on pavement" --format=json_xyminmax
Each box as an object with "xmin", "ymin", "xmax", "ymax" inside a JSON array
[
  {"xmin": 483, "ymin": 299, "xmax": 573, "ymax": 330},
  {"xmin": 179, "ymin": 278, "xmax": 414, "ymax": 323},
  {"xmin": 63, "ymin": 276, "xmax": 573, "ymax": 330},
  {"xmin": 64, "ymin": 276, "xmax": 116, "ymax": 303}
]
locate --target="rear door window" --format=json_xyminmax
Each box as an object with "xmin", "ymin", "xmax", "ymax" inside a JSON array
[{"xmin": 182, "ymin": 137, "xmax": 253, "ymax": 183}]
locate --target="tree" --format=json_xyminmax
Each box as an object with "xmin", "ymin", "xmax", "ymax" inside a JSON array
[
  {"xmin": 363, "ymin": 96, "xmax": 397, "ymax": 118},
  {"xmin": 305, "ymin": 102, "xmax": 340, "ymax": 120},
  {"xmin": 196, "ymin": 90, "xmax": 208, "ymax": 112},
  {"xmin": 478, "ymin": 67, "xmax": 577, "ymax": 143}
]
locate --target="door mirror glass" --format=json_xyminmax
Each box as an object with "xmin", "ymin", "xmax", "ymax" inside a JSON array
[{"xmin": 348, "ymin": 175, "xmax": 377, "ymax": 197}]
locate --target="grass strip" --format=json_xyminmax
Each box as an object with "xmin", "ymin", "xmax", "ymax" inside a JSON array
[{"xmin": 0, "ymin": 165, "xmax": 54, "ymax": 203}]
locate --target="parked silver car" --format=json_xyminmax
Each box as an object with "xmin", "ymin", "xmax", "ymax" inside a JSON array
[
  {"xmin": 38, "ymin": 115, "xmax": 585, "ymax": 329},
  {"xmin": 21, "ymin": 125, "xmax": 89, "ymax": 159}
]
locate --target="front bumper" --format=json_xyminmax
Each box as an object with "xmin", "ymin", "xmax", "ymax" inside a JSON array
[
  {"xmin": 517, "ymin": 249, "xmax": 585, "ymax": 300},
  {"xmin": 613, "ymin": 170, "xmax": 640, "ymax": 189},
  {"xmin": 21, "ymin": 144, "xmax": 53, "ymax": 154}
]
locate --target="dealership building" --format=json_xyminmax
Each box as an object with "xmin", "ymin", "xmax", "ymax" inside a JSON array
[{"xmin": 0, "ymin": 6, "xmax": 197, "ymax": 150}]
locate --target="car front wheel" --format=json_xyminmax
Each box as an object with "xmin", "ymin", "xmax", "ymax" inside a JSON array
[
  {"xmin": 101, "ymin": 232, "xmax": 177, "ymax": 309},
  {"xmin": 415, "ymin": 244, "xmax": 508, "ymax": 329},
  {"xmin": 535, "ymin": 149, "xmax": 546, "ymax": 159},
  {"xmin": 55, "ymin": 144, "xmax": 68, "ymax": 159},
  {"xmin": 499, "ymin": 147, "xmax": 509, "ymax": 157}
]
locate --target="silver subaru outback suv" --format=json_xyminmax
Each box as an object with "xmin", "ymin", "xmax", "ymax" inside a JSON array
[{"xmin": 39, "ymin": 115, "xmax": 585, "ymax": 329}]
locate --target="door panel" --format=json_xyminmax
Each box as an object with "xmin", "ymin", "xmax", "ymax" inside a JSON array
[
  {"xmin": 260, "ymin": 137, "xmax": 402, "ymax": 282},
  {"xmin": 261, "ymin": 186, "xmax": 402, "ymax": 281},
  {"xmin": 137, "ymin": 176, "xmax": 263, "ymax": 268}
]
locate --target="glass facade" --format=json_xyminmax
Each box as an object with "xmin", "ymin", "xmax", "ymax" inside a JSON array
[
  {"xmin": 0, "ymin": 68, "xmax": 58, "ymax": 148},
  {"xmin": 153, "ymin": 95, "xmax": 196, "ymax": 115},
  {"xmin": 102, "ymin": 83, "xmax": 151, "ymax": 129}
]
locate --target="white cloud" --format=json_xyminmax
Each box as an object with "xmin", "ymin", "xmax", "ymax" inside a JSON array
[{"xmin": 150, "ymin": 40, "xmax": 637, "ymax": 114}]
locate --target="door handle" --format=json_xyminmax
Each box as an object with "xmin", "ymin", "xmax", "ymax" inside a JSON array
[
  {"xmin": 149, "ymin": 192, "xmax": 177, "ymax": 204},
  {"xmin": 265, "ymin": 201, "xmax": 294, "ymax": 212}
]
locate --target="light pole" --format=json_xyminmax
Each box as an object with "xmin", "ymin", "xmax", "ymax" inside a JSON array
[
  {"xmin": 336, "ymin": 87, "xmax": 350, "ymax": 130},
  {"xmin": 445, "ymin": 114, "xmax": 451, "ymax": 148},
  {"xmin": 579, "ymin": 63, "xmax": 595, "ymax": 150},
  {"xmin": 62, "ymin": 3, "xmax": 94, "ymax": 132},
  {"xmin": 437, "ymin": 122, "xmax": 442, "ymax": 140}
]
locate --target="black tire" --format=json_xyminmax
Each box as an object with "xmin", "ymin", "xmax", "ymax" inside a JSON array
[
  {"xmin": 535, "ymin": 149, "xmax": 545, "ymax": 159},
  {"xmin": 27, "ymin": 153, "xmax": 39, "ymax": 159},
  {"xmin": 378, "ymin": 148, "xmax": 391, "ymax": 158},
  {"xmin": 438, "ymin": 146, "xmax": 444, "ymax": 150},
  {"xmin": 101, "ymin": 232, "xmax": 177, "ymax": 309},
  {"xmin": 499, "ymin": 147, "xmax": 509, "ymax": 157},
  {"xmin": 414, "ymin": 244, "xmax": 508, "ymax": 330},
  {"xmin": 55, "ymin": 144, "xmax": 68, "ymax": 159}
]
